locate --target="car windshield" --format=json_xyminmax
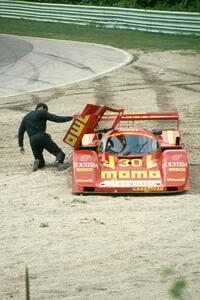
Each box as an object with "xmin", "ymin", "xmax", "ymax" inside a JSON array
[{"xmin": 102, "ymin": 134, "xmax": 158, "ymax": 154}]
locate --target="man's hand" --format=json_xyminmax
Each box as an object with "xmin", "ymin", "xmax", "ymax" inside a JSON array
[
  {"xmin": 20, "ymin": 146, "xmax": 25, "ymax": 154},
  {"xmin": 73, "ymin": 113, "xmax": 81, "ymax": 119}
]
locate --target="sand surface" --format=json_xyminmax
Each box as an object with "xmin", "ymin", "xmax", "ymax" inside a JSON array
[{"xmin": 0, "ymin": 49, "xmax": 200, "ymax": 299}]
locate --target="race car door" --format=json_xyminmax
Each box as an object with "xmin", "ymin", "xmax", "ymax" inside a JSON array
[{"xmin": 63, "ymin": 104, "xmax": 124, "ymax": 149}]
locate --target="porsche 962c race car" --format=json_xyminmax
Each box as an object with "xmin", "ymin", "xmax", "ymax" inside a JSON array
[{"xmin": 63, "ymin": 104, "xmax": 190, "ymax": 194}]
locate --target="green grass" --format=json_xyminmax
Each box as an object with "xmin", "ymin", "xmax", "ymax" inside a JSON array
[{"xmin": 0, "ymin": 17, "xmax": 200, "ymax": 51}]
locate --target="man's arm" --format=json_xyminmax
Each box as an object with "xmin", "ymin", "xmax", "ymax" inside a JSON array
[
  {"xmin": 18, "ymin": 119, "xmax": 26, "ymax": 153},
  {"xmin": 44, "ymin": 111, "xmax": 73, "ymax": 123}
]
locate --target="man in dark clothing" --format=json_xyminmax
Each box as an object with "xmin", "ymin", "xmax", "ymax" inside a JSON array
[{"xmin": 18, "ymin": 103, "xmax": 73, "ymax": 171}]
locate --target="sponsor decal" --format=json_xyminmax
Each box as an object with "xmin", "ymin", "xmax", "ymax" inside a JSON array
[
  {"xmin": 74, "ymin": 162, "xmax": 98, "ymax": 168},
  {"xmin": 169, "ymin": 167, "xmax": 186, "ymax": 172},
  {"xmin": 76, "ymin": 179, "xmax": 93, "ymax": 183},
  {"xmin": 101, "ymin": 155, "xmax": 159, "ymax": 180},
  {"xmin": 162, "ymin": 162, "xmax": 187, "ymax": 168},
  {"xmin": 101, "ymin": 170, "xmax": 161, "ymax": 179},
  {"xmin": 74, "ymin": 162, "xmax": 98, "ymax": 173},
  {"xmin": 132, "ymin": 187, "xmax": 164, "ymax": 192},
  {"xmin": 76, "ymin": 168, "xmax": 93, "ymax": 172},
  {"xmin": 167, "ymin": 178, "xmax": 185, "ymax": 182},
  {"xmin": 64, "ymin": 115, "xmax": 90, "ymax": 146},
  {"xmin": 100, "ymin": 180, "xmax": 161, "ymax": 187}
]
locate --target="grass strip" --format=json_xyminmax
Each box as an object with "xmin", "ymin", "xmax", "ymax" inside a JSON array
[{"xmin": 0, "ymin": 17, "xmax": 200, "ymax": 51}]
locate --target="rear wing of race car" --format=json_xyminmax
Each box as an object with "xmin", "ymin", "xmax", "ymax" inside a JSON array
[
  {"xmin": 102, "ymin": 111, "xmax": 179, "ymax": 122},
  {"xmin": 102, "ymin": 111, "xmax": 179, "ymax": 129}
]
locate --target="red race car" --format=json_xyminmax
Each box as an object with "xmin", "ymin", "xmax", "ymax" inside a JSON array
[{"xmin": 64, "ymin": 104, "xmax": 190, "ymax": 194}]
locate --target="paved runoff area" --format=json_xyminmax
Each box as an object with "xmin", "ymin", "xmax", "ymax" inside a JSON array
[{"xmin": 0, "ymin": 34, "xmax": 132, "ymax": 97}]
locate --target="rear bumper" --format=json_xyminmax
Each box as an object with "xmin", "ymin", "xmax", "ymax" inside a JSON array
[{"xmin": 73, "ymin": 185, "xmax": 190, "ymax": 194}]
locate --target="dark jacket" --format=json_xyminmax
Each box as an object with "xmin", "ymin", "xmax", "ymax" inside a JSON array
[{"xmin": 18, "ymin": 110, "xmax": 73, "ymax": 146}]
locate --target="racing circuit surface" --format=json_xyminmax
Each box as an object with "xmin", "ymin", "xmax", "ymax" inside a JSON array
[
  {"xmin": 0, "ymin": 34, "xmax": 131, "ymax": 97},
  {"xmin": 0, "ymin": 35, "xmax": 200, "ymax": 299}
]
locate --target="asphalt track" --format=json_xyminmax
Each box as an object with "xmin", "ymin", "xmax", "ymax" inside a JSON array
[{"xmin": 0, "ymin": 34, "xmax": 132, "ymax": 98}]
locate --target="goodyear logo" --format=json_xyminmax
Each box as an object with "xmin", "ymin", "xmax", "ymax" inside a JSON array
[
  {"xmin": 132, "ymin": 187, "xmax": 164, "ymax": 192},
  {"xmin": 64, "ymin": 115, "xmax": 90, "ymax": 146}
]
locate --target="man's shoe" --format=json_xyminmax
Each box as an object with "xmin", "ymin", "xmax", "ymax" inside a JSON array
[
  {"xmin": 55, "ymin": 160, "xmax": 62, "ymax": 165},
  {"xmin": 33, "ymin": 159, "xmax": 40, "ymax": 172},
  {"xmin": 55, "ymin": 160, "xmax": 66, "ymax": 171},
  {"xmin": 56, "ymin": 151, "xmax": 65, "ymax": 164}
]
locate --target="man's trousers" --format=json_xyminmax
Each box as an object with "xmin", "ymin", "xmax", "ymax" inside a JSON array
[{"xmin": 30, "ymin": 132, "xmax": 65, "ymax": 168}]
